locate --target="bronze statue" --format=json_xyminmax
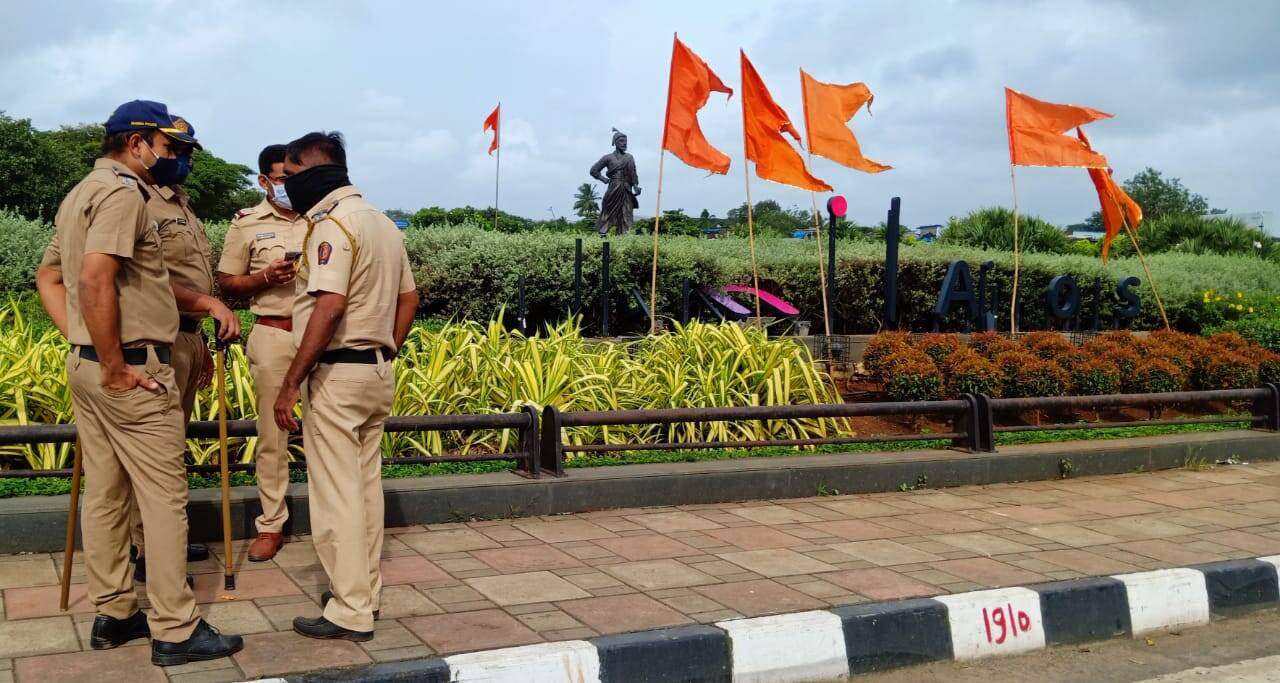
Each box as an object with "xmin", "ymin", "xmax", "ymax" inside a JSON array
[{"xmin": 589, "ymin": 129, "xmax": 640, "ymax": 237}]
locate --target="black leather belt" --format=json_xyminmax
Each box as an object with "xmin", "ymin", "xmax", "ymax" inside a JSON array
[
  {"xmin": 178, "ymin": 318, "xmax": 201, "ymax": 334},
  {"xmin": 318, "ymin": 347, "xmax": 393, "ymax": 364},
  {"xmin": 75, "ymin": 345, "xmax": 171, "ymax": 365}
]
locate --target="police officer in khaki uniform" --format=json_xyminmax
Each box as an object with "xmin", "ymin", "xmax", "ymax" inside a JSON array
[
  {"xmin": 130, "ymin": 115, "xmax": 240, "ymax": 582},
  {"xmin": 215, "ymin": 144, "xmax": 304, "ymax": 562},
  {"xmin": 34, "ymin": 100, "xmax": 242, "ymax": 666},
  {"xmin": 272, "ymin": 132, "xmax": 418, "ymax": 641}
]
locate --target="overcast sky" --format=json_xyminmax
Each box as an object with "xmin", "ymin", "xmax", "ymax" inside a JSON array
[{"xmin": 1, "ymin": 0, "xmax": 1275, "ymax": 228}]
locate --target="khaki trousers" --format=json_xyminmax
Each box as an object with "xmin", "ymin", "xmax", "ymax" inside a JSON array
[
  {"xmin": 247, "ymin": 324, "xmax": 293, "ymax": 533},
  {"xmin": 130, "ymin": 330, "xmax": 205, "ymax": 554},
  {"xmin": 302, "ymin": 358, "xmax": 393, "ymax": 632},
  {"xmin": 68, "ymin": 348, "xmax": 200, "ymax": 642}
]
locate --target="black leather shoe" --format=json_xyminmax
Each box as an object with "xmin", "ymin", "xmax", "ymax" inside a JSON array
[
  {"xmin": 151, "ymin": 619, "xmax": 243, "ymax": 667},
  {"xmin": 187, "ymin": 543, "xmax": 210, "ymax": 562},
  {"xmin": 321, "ymin": 590, "xmax": 379, "ymax": 620},
  {"xmin": 90, "ymin": 611, "xmax": 150, "ymax": 650},
  {"xmin": 292, "ymin": 615, "xmax": 373, "ymax": 642}
]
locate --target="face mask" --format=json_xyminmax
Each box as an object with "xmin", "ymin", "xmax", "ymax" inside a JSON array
[
  {"xmin": 283, "ymin": 164, "xmax": 351, "ymax": 215},
  {"xmin": 141, "ymin": 140, "xmax": 190, "ymax": 187},
  {"xmin": 270, "ymin": 183, "xmax": 292, "ymax": 210}
]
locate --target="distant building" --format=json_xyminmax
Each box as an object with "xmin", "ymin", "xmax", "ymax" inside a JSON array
[
  {"xmin": 914, "ymin": 225, "xmax": 941, "ymax": 242},
  {"xmin": 1204, "ymin": 211, "xmax": 1276, "ymax": 238},
  {"xmin": 1069, "ymin": 230, "xmax": 1105, "ymax": 242}
]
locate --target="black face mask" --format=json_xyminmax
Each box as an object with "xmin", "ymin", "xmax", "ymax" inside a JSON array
[{"xmin": 284, "ymin": 164, "xmax": 351, "ymax": 215}]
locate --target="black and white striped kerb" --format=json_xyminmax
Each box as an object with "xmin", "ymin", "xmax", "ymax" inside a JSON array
[{"xmin": 270, "ymin": 555, "xmax": 1280, "ymax": 683}]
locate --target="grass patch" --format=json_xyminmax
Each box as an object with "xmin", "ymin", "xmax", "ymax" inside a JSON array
[{"xmin": 0, "ymin": 419, "xmax": 1252, "ymax": 498}]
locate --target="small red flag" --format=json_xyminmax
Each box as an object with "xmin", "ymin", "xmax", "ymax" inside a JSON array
[{"xmin": 483, "ymin": 104, "xmax": 500, "ymax": 155}]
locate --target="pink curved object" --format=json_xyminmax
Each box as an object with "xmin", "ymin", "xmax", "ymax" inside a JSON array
[
  {"xmin": 702, "ymin": 287, "xmax": 751, "ymax": 316},
  {"xmin": 724, "ymin": 285, "xmax": 800, "ymax": 316}
]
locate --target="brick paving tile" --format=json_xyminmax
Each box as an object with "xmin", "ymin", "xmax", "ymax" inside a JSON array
[
  {"xmin": 627, "ymin": 511, "xmax": 725, "ymax": 533},
  {"xmin": 465, "ymin": 571, "xmax": 590, "ymax": 606},
  {"xmin": 701, "ymin": 526, "xmax": 809, "ymax": 551},
  {"xmin": 1206, "ymin": 529, "xmax": 1280, "ymax": 554},
  {"xmin": 258, "ymin": 597, "xmax": 324, "ymax": 631},
  {"xmin": 1083, "ymin": 517, "xmax": 1198, "ymax": 541},
  {"xmin": 1172, "ymin": 509, "xmax": 1267, "ymax": 529},
  {"xmin": 910, "ymin": 492, "xmax": 988, "ymax": 511},
  {"xmin": 266, "ymin": 542, "xmax": 321, "ymax": 568},
  {"xmin": 693, "ymin": 580, "xmax": 825, "ymax": 616},
  {"xmin": 1035, "ymin": 549, "xmax": 1142, "ymax": 575},
  {"xmin": 475, "ymin": 526, "xmax": 534, "ymax": 542},
  {"xmin": 434, "ymin": 558, "xmax": 489, "ymax": 574},
  {"xmin": 377, "ymin": 585, "xmax": 444, "ymax": 619},
  {"xmin": 901, "ymin": 512, "xmax": 995, "ymax": 533},
  {"xmin": 169, "ymin": 669, "xmax": 247, "ymax": 683},
  {"xmin": 234, "ymin": 630, "xmax": 371, "ymax": 678},
  {"xmin": 1116, "ymin": 539, "xmax": 1230, "ymax": 565},
  {"xmin": 931, "ymin": 558, "xmax": 1049, "ymax": 588},
  {"xmin": 603, "ymin": 560, "xmax": 719, "ymax": 591},
  {"xmin": 367, "ymin": 645, "xmax": 435, "ymax": 663},
  {"xmin": 716, "ymin": 549, "xmax": 837, "ymax": 578},
  {"xmin": 786, "ymin": 579, "xmax": 849, "ymax": 600},
  {"xmin": 558, "ymin": 593, "xmax": 692, "ymax": 634},
  {"xmin": 379, "ymin": 555, "xmax": 452, "ymax": 586},
  {"xmin": 513, "ymin": 520, "xmax": 618, "ymax": 543},
  {"xmin": 193, "ymin": 568, "xmax": 303, "ymax": 604},
  {"xmin": 561, "ymin": 571, "xmax": 624, "ymax": 591},
  {"xmin": 931, "ymin": 532, "xmax": 1039, "ymax": 556},
  {"xmin": 804, "ymin": 520, "xmax": 904, "ymax": 541},
  {"xmin": 422, "ymin": 585, "xmax": 486, "ymax": 604},
  {"xmin": 828, "ymin": 539, "xmax": 944, "ymax": 566},
  {"xmin": 1022, "ymin": 523, "xmax": 1125, "ymax": 548},
  {"xmin": 684, "ymin": 559, "xmax": 746, "ymax": 577},
  {"xmin": 516, "ymin": 609, "xmax": 588, "ymax": 632},
  {"xmin": 689, "ymin": 609, "xmax": 744, "ymax": 623},
  {"xmin": 359, "ymin": 622, "xmax": 425, "ymax": 652},
  {"xmin": 1061, "ymin": 498, "xmax": 1172, "ymax": 517},
  {"xmin": 592, "ymin": 518, "xmax": 645, "ymax": 532},
  {"xmin": 399, "ymin": 529, "xmax": 501, "ymax": 555},
  {"xmin": 0, "ymin": 558, "xmax": 57, "ymax": 590},
  {"xmin": 727, "ymin": 505, "xmax": 822, "ymax": 525},
  {"xmin": 203, "ymin": 601, "xmax": 274, "ymax": 634},
  {"xmin": 558, "ymin": 544, "xmax": 618, "ymax": 561},
  {"xmin": 469, "ymin": 545, "xmax": 584, "ymax": 573},
  {"xmin": 592, "ymin": 534, "xmax": 704, "ymax": 561},
  {"xmin": 813, "ymin": 500, "xmax": 901, "ymax": 518},
  {"xmin": 3, "ymin": 583, "xmax": 93, "ymax": 620},
  {"xmin": 823, "ymin": 568, "xmax": 944, "ymax": 600},
  {"xmin": 401, "ymin": 609, "xmax": 540, "ymax": 655},
  {"xmin": 1133, "ymin": 491, "xmax": 1219, "ymax": 510},
  {"xmin": 975, "ymin": 505, "xmax": 1087, "ymax": 526},
  {"xmin": 14, "ymin": 645, "xmax": 166, "ymax": 683},
  {"xmin": 659, "ymin": 594, "xmax": 726, "ymax": 614}
]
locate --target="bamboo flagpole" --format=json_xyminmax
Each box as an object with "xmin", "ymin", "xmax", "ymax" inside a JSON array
[
  {"xmin": 59, "ymin": 437, "xmax": 82, "ymax": 611},
  {"xmin": 493, "ymin": 106, "xmax": 501, "ymax": 233},
  {"xmin": 649, "ymin": 35, "xmax": 679, "ymax": 336},
  {"xmin": 739, "ymin": 57, "xmax": 763, "ymax": 323},
  {"xmin": 1009, "ymin": 164, "xmax": 1021, "ymax": 334},
  {"xmin": 1122, "ymin": 220, "xmax": 1171, "ymax": 330}
]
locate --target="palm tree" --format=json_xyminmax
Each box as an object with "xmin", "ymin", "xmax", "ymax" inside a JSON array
[{"xmin": 573, "ymin": 183, "xmax": 600, "ymax": 221}]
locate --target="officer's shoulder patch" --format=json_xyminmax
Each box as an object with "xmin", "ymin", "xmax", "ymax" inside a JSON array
[
  {"xmin": 233, "ymin": 207, "xmax": 254, "ymax": 220},
  {"xmin": 317, "ymin": 241, "xmax": 333, "ymax": 265}
]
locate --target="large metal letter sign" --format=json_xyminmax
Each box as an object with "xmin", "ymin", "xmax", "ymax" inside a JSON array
[
  {"xmin": 934, "ymin": 260, "xmax": 978, "ymax": 332},
  {"xmin": 1114, "ymin": 276, "xmax": 1141, "ymax": 329},
  {"xmin": 1045, "ymin": 275, "xmax": 1080, "ymax": 329}
]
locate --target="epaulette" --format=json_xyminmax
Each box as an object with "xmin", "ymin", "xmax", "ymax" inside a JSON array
[
  {"xmin": 233, "ymin": 207, "xmax": 254, "ymax": 220},
  {"xmin": 309, "ymin": 200, "xmax": 341, "ymax": 223},
  {"xmin": 110, "ymin": 166, "xmax": 139, "ymax": 188}
]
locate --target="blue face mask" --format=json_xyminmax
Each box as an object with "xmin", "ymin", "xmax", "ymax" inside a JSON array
[{"xmin": 143, "ymin": 142, "xmax": 192, "ymax": 186}]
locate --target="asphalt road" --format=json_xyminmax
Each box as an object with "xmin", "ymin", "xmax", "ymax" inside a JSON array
[{"xmin": 858, "ymin": 608, "xmax": 1280, "ymax": 682}]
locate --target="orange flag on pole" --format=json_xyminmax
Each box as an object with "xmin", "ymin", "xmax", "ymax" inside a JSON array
[
  {"xmin": 1077, "ymin": 128, "xmax": 1142, "ymax": 262},
  {"xmin": 1006, "ymin": 88, "xmax": 1111, "ymax": 168},
  {"xmin": 483, "ymin": 104, "xmax": 500, "ymax": 155},
  {"xmin": 740, "ymin": 50, "xmax": 831, "ymax": 192},
  {"xmin": 800, "ymin": 70, "xmax": 890, "ymax": 174},
  {"xmin": 662, "ymin": 35, "xmax": 733, "ymax": 174}
]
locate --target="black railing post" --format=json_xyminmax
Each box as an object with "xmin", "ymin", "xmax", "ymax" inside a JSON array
[
  {"xmin": 1255, "ymin": 384, "xmax": 1280, "ymax": 431},
  {"xmin": 952, "ymin": 394, "xmax": 979, "ymax": 452},
  {"xmin": 517, "ymin": 275, "xmax": 528, "ymax": 335},
  {"xmin": 540, "ymin": 405, "xmax": 565, "ymax": 477},
  {"xmin": 975, "ymin": 394, "xmax": 996, "ymax": 452},
  {"xmin": 518, "ymin": 404, "xmax": 541, "ymax": 479},
  {"xmin": 681, "ymin": 278, "xmax": 691, "ymax": 326},
  {"xmin": 601, "ymin": 241, "xmax": 611, "ymax": 338},
  {"xmin": 573, "ymin": 238, "xmax": 584, "ymax": 318}
]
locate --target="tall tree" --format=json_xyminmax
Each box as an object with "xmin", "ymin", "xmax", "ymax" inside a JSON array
[
  {"xmin": 0, "ymin": 113, "xmax": 84, "ymax": 220},
  {"xmin": 573, "ymin": 183, "xmax": 600, "ymax": 221},
  {"xmin": 184, "ymin": 149, "xmax": 263, "ymax": 221},
  {"xmin": 1085, "ymin": 166, "xmax": 1213, "ymax": 228}
]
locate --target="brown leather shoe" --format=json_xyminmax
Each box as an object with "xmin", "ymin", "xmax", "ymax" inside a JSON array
[{"xmin": 247, "ymin": 532, "xmax": 284, "ymax": 562}]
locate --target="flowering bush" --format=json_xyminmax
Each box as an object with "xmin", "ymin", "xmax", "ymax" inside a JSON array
[
  {"xmin": 1021, "ymin": 331, "xmax": 1075, "ymax": 360},
  {"xmin": 946, "ymin": 350, "xmax": 1003, "ymax": 398},
  {"xmin": 881, "ymin": 350, "xmax": 943, "ymax": 402},
  {"xmin": 863, "ymin": 331, "xmax": 912, "ymax": 380},
  {"xmin": 917, "ymin": 333, "xmax": 962, "ymax": 365},
  {"xmin": 1135, "ymin": 358, "xmax": 1186, "ymax": 394},
  {"xmin": 969, "ymin": 332, "xmax": 1018, "ymax": 359},
  {"xmin": 1069, "ymin": 358, "xmax": 1122, "ymax": 396}
]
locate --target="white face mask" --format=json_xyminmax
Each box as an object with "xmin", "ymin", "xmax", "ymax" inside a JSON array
[{"xmin": 270, "ymin": 182, "xmax": 292, "ymax": 210}]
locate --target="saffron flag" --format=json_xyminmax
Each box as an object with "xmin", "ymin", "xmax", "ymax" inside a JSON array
[
  {"xmin": 1006, "ymin": 88, "xmax": 1111, "ymax": 168},
  {"xmin": 483, "ymin": 104, "xmax": 500, "ymax": 155},
  {"xmin": 800, "ymin": 70, "xmax": 891, "ymax": 174},
  {"xmin": 662, "ymin": 35, "xmax": 733, "ymax": 174},
  {"xmin": 1077, "ymin": 128, "xmax": 1142, "ymax": 262},
  {"xmin": 740, "ymin": 50, "xmax": 831, "ymax": 192}
]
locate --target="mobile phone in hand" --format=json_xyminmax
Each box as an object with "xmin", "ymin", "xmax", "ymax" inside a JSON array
[{"xmin": 284, "ymin": 250, "xmax": 302, "ymax": 262}]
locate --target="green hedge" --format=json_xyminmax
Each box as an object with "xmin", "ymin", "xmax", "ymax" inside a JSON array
[{"xmin": 7, "ymin": 210, "xmax": 1280, "ymax": 334}]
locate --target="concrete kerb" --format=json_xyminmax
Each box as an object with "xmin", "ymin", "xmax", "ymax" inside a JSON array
[
  {"xmin": 262, "ymin": 556, "xmax": 1280, "ymax": 683},
  {"xmin": 0, "ymin": 429, "xmax": 1277, "ymax": 554}
]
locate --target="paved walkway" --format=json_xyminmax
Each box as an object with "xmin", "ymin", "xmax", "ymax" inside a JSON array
[{"xmin": 4, "ymin": 461, "xmax": 1280, "ymax": 682}]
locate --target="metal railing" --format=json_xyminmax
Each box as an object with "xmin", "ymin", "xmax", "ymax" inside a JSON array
[{"xmin": 1, "ymin": 386, "xmax": 1277, "ymax": 479}]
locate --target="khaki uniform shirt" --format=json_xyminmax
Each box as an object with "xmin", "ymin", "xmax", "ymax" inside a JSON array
[
  {"xmin": 41, "ymin": 158, "xmax": 178, "ymax": 347},
  {"xmin": 293, "ymin": 185, "xmax": 415, "ymax": 352},
  {"xmin": 217, "ymin": 200, "xmax": 305, "ymax": 317},
  {"xmin": 147, "ymin": 184, "xmax": 213, "ymax": 321}
]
